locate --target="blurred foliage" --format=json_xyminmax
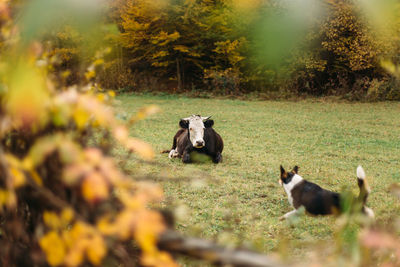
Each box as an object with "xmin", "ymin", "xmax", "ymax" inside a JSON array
[
  {"xmin": 1, "ymin": 0, "xmax": 400, "ymax": 266},
  {"xmin": 0, "ymin": 0, "xmax": 176, "ymax": 266}
]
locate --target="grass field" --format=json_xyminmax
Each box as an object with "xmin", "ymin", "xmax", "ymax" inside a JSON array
[{"xmin": 114, "ymin": 94, "xmax": 400, "ymax": 264}]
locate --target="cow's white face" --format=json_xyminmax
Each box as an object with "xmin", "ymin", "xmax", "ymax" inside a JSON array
[{"xmin": 180, "ymin": 115, "xmax": 212, "ymax": 148}]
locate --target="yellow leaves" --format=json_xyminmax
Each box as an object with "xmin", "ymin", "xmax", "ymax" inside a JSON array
[
  {"xmin": 93, "ymin": 58, "xmax": 104, "ymax": 66},
  {"xmin": 97, "ymin": 210, "xmax": 134, "ymax": 240},
  {"xmin": 4, "ymin": 60, "xmax": 50, "ymax": 129},
  {"xmin": 173, "ymin": 45, "xmax": 189, "ymax": 53},
  {"xmin": 84, "ymin": 70, "xmax": 95, "ymax": 81},
  {"xmin": 113, "ymin": 106, "xmax": 157, "ymax": 161},
  {"xmin": 0, "ymin": 189, "xmax": 16, "ymax": 210},
  {"xmin": 381, "ymin": 59, "xmax": 400, "ymax": 77},
  {"xmin": 61, "ymin": 208, "xmax": 74, "ymax": 224},
  {"xmin": 214, "ymin": 38, "xmax": 246, "ymax": 66},
  {"xmin": 134, "ymin": 210, "xmax": 165, "ymax": 252},
  {"xmin": 152, "ymin": 50, "xmax": 169, "ymax": 58},
  {"xmin": 62, "ymin": 222, "xmax": 107, "ymax": 267},
  {"xmin": 232, "ymin": 0, "xmax": 262, "ymax": 10},
  {"xmin": 9, "ymin": 167, "xmax": 25, "ymax": 188},
  {"xmin": 40, "ymin": 231, "xmax": 66, "ymax": 266},
  {"xmin": 135, "ymin": 210, "xmax": 177, "ymax": 267},
  {"xmin": 107, "ymin": 90, "xmax": 115, "ymax": 98},
  {"xmin": 81, "ymin": 172, "xmax": 109, "ymax": 203},
  {"xmin": 151, "ymin": 61, "xmax": 171, "ymax": 67},
  {"xmin": 96, "ymin": 182, "xmax": 165, "ymax": 245},
  {"xmin": 3, "ymin": 154, "xmax": 28, "ymax": 189},
  {"xmin": 44, "ymin": 211, "xmax": 62, "ymax": 229},
  {"xmin": 151, "ymin": 31, "xmax": 180, "ymax": 46},
  {"xmin": 40, "ymin": 213, "xmax": 107, "ymax": 267},
  {"xmin": 29, "ymin": 170, "xmax": 43, "ymax": 186},
  {"xmin": 73, "ymin": 106, "xmax": 91, "ymax": 129},
  {"xmin": 86, "ymin": 234, "xmax": 106, "ymax": 265},
  {"xmin": 44, "ymin": 208, "xmax": 74, "ymax": 230},
  {"xmin": 26, "ymin": 134, "xmax": 82, "ymax": 167}
]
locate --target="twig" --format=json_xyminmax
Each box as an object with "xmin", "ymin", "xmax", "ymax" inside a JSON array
[{"xmin": 158, "ymin": 230, "xmax": 287, "ymax": 267}]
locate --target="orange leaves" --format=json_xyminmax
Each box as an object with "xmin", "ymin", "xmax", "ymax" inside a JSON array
[
  {"xmin": 126, "ymin": 138, "xmax": 155, "ymax": 160},
  {"xmin": 81, "ymin": 172, "xmax": 109, "ymax": 203},
  {"xmin": 97, "ymin": 210, "xmax": 136, "ymax": 240},
  {"xmin": 97, "ymin": 181, "xmax": 165, "ymax": 240},
  {"xmin": 135, "ymin": 210, "xmax": 177, "ymax": 267},
  {"xmin": 96, "ymin": 208, "xmax": 176, "ymax": 266},
  {"xmin": 113, "ymin": 125, "xmax": 155, "ymax": 161},
  {"xmin": 129, "ymin": 104, "xmax": 160, "ymax": 123},
  {"xmin": 64, "ymin": 148, "xmax": 119, "ymax": 202},
  {"xmin": 112, "ymin": 105, "xmax": 159, "ymax": 161}
]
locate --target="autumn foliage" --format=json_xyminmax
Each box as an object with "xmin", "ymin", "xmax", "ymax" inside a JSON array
[
  {"xmin": 0, "ymin": 1, "xmax": 176, "ymax": 266},
  {"xmin": 1, "ymin": 0, "xmax": 400, "ymax": 266},
  {"xmin": 95, "ymin": 0, "xmax": 400, "ymax": 99}
]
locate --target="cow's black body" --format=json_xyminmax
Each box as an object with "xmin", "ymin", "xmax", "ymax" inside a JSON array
[{"xmin": 171, "ymin": 120, "xmax": 224, "ymax": 163}]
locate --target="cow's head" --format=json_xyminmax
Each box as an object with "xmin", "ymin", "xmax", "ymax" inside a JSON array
[{"xmin": 179, "ymin": 115, "xmax": 213, "ymax": 148}]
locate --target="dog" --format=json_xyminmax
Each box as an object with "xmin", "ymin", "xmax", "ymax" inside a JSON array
[{"xmin": 279, "ymin": 165, "xmax": 374, "ymax": 220}]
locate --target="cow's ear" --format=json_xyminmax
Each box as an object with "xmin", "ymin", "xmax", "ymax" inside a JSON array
[
  {"xmin": 292, "ymin": 166, "xmax": 299, "ymax": 174},
  {"xmin": 204, "ymin": 119, "xmax": 214, "ymax": 128},
  {"xmin": 179, "ymin": 119, "xmax": 189, "ymax": 129},
  {"xmin": 280, "ymin": 165, "xmax": 287, "ymax": 179}
]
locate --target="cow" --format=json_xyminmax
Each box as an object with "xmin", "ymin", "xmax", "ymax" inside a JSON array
[{"xmin": 164, "ymin": 115, "xmax": 224, "ymax": 163}]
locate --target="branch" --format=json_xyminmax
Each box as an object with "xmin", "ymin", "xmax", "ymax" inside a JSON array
[{"xmin": 158, "ymin": 230, "xmax": 287, "ymax": 267}]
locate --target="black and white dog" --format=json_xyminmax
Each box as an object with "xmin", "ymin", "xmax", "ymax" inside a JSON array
[{"xmin": 279, "ymin": 165, "xmax": 374, "ymax": 220}]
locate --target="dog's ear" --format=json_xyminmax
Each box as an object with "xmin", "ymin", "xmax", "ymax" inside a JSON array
[
  {"xmin": 204, "ymin": 119, "xmax": 214, "ymax": 128},
  {"xmin": 179, "ymin": 119, "xmax": 189, "ymax": 129},
  {"xmin": 280, "ymin": 165, "xmax": 287, "ymax": 179},
  {"xmin": 292, "ymin": 165, "xmax": 299, "ymax": 174}
]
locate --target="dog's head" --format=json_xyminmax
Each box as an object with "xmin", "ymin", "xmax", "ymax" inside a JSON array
[{"xmin": 279, "ymin": 165, "xmax": 299, "ymax": 185}]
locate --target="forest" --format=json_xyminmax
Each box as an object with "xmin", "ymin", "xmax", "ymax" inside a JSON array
[{"xmin": 58, "ymin": 0, "xmax": 400, "ymax": 100}]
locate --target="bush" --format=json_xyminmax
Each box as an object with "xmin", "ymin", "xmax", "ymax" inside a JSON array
[{"xmin": 0, "ymin": 2, "xmax": 176, "ymax": 266}]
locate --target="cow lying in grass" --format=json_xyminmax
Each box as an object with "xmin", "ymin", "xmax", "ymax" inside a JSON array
[{"xmin": 165, "ymin": 115, "xmax": 224, "ymax": 163}]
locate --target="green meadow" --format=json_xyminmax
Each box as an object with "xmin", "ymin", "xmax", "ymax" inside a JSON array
[{"xmin": 115, "ymin": 94, "xmax": 400, "ymax": 264}]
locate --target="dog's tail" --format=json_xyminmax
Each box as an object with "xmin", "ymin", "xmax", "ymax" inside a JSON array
[
  {"xmin": 356, "ymin": 166, "xmax": 374, "ymax": 218},
  {"xmin": 160, "ymin": 149, "xmax": 171, "ymax": 154}
]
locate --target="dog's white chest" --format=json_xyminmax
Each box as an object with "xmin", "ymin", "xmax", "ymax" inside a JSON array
[{"xmin": 283, "ymin": 174, "xmax": 303, "ymax": 207}]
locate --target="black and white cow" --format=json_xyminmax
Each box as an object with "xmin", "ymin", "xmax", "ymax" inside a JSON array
[{"xmin": 167, "ymin": 115, "xmax": 224, "ymax": 163}]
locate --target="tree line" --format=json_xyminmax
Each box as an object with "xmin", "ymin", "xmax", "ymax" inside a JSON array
[{"xmin": 45, "ymin": 0, "xmax": 400, "ymax": 100}]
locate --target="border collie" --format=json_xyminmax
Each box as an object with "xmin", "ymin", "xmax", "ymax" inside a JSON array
[{"xmin": 279, "ymin": 165, "xmax": 374, "ymax": 220}]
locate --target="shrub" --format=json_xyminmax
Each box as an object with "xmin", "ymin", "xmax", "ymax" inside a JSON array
[{"xmin": 0, "ymin": 1, "xmax": 176, "ymax": 266}]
